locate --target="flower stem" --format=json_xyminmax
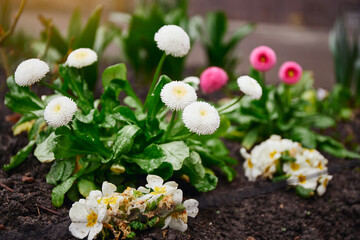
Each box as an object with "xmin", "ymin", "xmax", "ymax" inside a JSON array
[
  {"xmin": 217, "ymin": 96, "xmax": 242, "ymax": 113},
  {"xmin": 144, "ymin": 53, "xmax": 167, "ymax": 111},
  {"xmin": 168, "ymin": 132, "xmax": 196, "ymax": 141},
  {"xmin": 162, "ymin": 111, "xmax": 177, "ymax": 141},
  {"xmin": 39, "ymin": 80, "xmax": 75, "ymax": 99}
]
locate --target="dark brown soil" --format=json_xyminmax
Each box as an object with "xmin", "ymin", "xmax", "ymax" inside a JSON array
[{"xmin": 1, "ymin": 67, "xmax": 360, "ymax": 240}]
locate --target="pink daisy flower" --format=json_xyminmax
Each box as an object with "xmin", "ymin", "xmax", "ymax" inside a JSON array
[
  {"xmin": 249, "ymin": 46, "xmax": 277, "ymax": 72},
  {"xmin": 199, "ymin": 67, "xmax": 228, "ymax": 94},
  {"xmin": 278, "ymin": 61, "xmax": 303, "ymax": 85}
]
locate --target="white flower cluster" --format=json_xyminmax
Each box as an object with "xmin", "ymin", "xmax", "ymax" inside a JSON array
[
  {"xmin": 14, "ymin": 58, "xmax": 50, "ymax": 86},
  {"xmin": 69, "ymin": 175, "xmax": 199, "ymax": 240},
  {"xmin": 241, "ymin": 135, "xmax": 332, "ymax": 197},
  {"xmin": 44, "ymin": 96, "xmax": 77, "ymax": 128},
  {"xmin": 237, "ymin": 75, "xmax": 262, "ymax": 100},
  {"xmin": 66, "ymin": 48, "xmax": 98, "ymax": 68}
]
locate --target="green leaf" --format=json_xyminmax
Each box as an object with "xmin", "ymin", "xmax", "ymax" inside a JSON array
[
  {"xmin": 3, "ymin": 140, "xmax": 36, "ymax": 171},
  {"xmin": 125, "ymin": 144, "xmax": 165, "ymax": 172},
  {"xmin": 46, "ymin": 158, "xmax": 75, "ymax": 185},
  {"xmin": 102, "ymin": 63, "xmax": 127, "ymax": 88},
  {"xmin": 147, "ymin": 75, "xmax": 171, "ymax": 118},
  {"xmin": 78, "ymin": 178, "xmax": 98, "ymax": 197},
  {"xmin": 129, "ymin": 221, "xmax": 146, "ymax": 231},
  {"xmin": 291, "ymin": 127, "xmax": 317, "ymax": 149},
  {"xmin": 158, "ymin": 141, "xmax": 189, "ymax": 171},
  {"xmin": 74, "ymin": 5, "xmax": 102, "ymax": 49},
  {"xmin": 28, "ymin": 118, "xmax": 45, "ymax": 140},
  {"xmin": 316, "ymin": 134, "xmax": 360, "ymax": 158},
  {"xmin": 67, "ymin": 8, "xmax": 82, "ymax": 41},
  {"xmin": 39, "ymin": 17, "xmax": 68, "ymax": 55},
  {"xmin": 113, "ymin": 106, "xmax": 138, "ymax": 124},
  {"xmin": 182, "ymin": 151, "xmax": 218, "ymax": 192},
  {"xmin": 5, "ymin": 76, "xmax": 44, "ymax": 114},
  {"xmin": 205, "ymin": 11, "xmax": 227, "ymax": 47},
  {"xmin": 51, "ymin": 177, "xmax": 76, "ymax": 207},
  {"xmin": 295, "ymin": 185, "xmax": 314, "ymax": 198},
  {"xmin": 241, "ymin": 128, "xmax": 258, "ymax": 150},
  {"xmin": 34, "ymin": 132, "xmax": 56, "ymax": 163},
  {"xmin": 226, "ymin": 23, "xmax": 256, "ymax": 51},
  {"xmin": 109, "ymin": 125, "xmax": 141, "ymax": 163}
]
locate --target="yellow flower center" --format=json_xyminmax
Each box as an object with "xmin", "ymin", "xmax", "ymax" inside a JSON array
[
  {"xmin": 306, "ymin": 159, "xmax": 313, "ymax": 166},
  {"xmin": 102, "ymin": 196, "xmax": 119, "ymax": 205},
  {"xmin": 247, "ymin": 159, "xmax": 253, "ymax": 169},
  {"xmin": 150, "ymin": 186, "xmax": 167, "ymax": 195},
  {"xmin": 290, "ymin": 163, "xmax": 300, "ymax": 171},
  {"xmin": 199, "ymin": 109, "xmax": 208, "ymax": 116},
  {"xmin": 269, "ymin": 150, "xmax": 277, "ymax": 159},
  {"xmin": 323, "ymin": 178, "xmax": 328, "ymax": 186},
  {"xmin": 172, "ymin": 86, "xmax": 187, "ymax": 97},
  {"xmin": 86, "ymin": 210, "xmax": 98, "ymax": 227},
  {"xmin": 260, "ymin": 56, "xmax": 267, "ymax": 62},
  {"xmin": 53, "ymin": 104, "xmax": 62, "ymax": 113},
  {"xmin": 317, "ymin": 162, "xmax": 324, "ymax": 170},
  {"xmin": 287, "ymin": 70, "xmax": 294, "ymax": 77},
  {"xmin": 298, "ymin": 174, "xmax": 306, "ymax": 184},
  {"xmin": 74, "ymin": 51, "xmax": 88, "ymax": 60}
]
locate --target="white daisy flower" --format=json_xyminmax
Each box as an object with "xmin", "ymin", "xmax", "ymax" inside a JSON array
[
  {"xmin": 182, "ymin": 101, "xmax": 220, "ymax": 135},
  {"xmin": 160, "ymin": 81, "xmax": 197, "ymax": 111},
  {"xmin": 66, "ymin": 48, "xmax": 98, "ymax": 68},
  {"xmin": 44, "ymin": 96, "xmax": 77, "ymax": 128},
  {"xmin": 182, "ymin": 76, "xmax": 200, "ymax": 90},
  {"xmin": 69, "ymin": 198, "xmax": 107, "ymax": 240},
  {"xmin": 162, "ymin": 189, "xmax": 199, "ymax": 233},
  {"xmin": 237, "ymin": 75, "xmax": 263, "ymax": 100},
  {"xmin": 316, "ymin": 88, "xmax": 328, "ymax": 101},
  {"xmin": 14, "ymin": 58, "xmax": 50, "ymax": 86},
  {"xmin": 87, "ymin": 181, "xmax": 123, "ymax": 213},
  {"xmin": 316, "ymin": 174, "xmax": 332, "ymax": 196},
  {"xmin": 154, "ymin": 25, "xmax": 190, "ymax": 57}
]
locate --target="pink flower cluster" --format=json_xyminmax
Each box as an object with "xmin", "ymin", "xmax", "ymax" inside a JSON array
[
  {"xmin": 249, "ymin": 45, "xmax": 303, "ymax": 85},
  {"xmin": 199, "ymin": 66, "xmax": 228, "ymax": 94}
]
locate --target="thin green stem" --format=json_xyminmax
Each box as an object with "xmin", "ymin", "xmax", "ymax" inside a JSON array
[
  {"xmin": 167, "ymin": 132, "xmax": 196, "ymax": 141},
  {"xmin": 39, "ymin": 80, "xmax": 75, "ymax": 99},
  {"xmin": 162, "ymin": 111, "xmax": 177, "ymax": 141},
  {"xmin": 217, "ymin": 96, "xmax": 242, "ymax": 113},
  {"xmin": 144, "ymin": 53, "xmax": 167, "ymax": 111}
]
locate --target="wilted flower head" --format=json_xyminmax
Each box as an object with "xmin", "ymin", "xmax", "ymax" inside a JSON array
[
  {"xmin": 14, "ymin": 58, "xmax": 50, "ymax": 86},
  {"xmin": 182, "ymin": 76, "xmax": 200, "ymax": 90},
  {"xmin": 278, "ymin": 61, "xmax": 303, "ymax": 85},
  {"xmin": 249, "ymin": 46, "xmax": 277, "ymax": 72},
  {"xmin": 154, "ymin": 25, "xmax": 190, "ymax": 57},
  {"xmin": 66, "ymin": 48, "xmax": 98, "ymax": 68},
  {"xmin": 199, "ymin": 67, "xmax": 228, "ymax": 94},
  {"xmin": 44, "ymin": 96, "xmax": 77, "ymax": 128},
  {"xmin": 182, "ymin": 101, "xmax": 220, "ymax": 135},
  {"xmin": 160, "ymin": 81, "xmax": 197, "ymax": 111},
  {"xmin": 237, "ymin": 75, "xmax": 262, "ymax": 100}
]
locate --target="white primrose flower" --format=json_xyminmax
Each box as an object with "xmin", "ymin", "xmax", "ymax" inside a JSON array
[
  {"xmin": 162, "ymin": 189, "xmax": 199, "ymax": 233},
  {"xmin": 69, "ymin": 198, "xmax": 107, "ymax": 240},
  {"xmin": 237, "ymin": 75, "xmax": 263, "ymax": 100},
  {"xmin": 317, "ymin": 174, "xmax": 333, "ymax": 196},
  {"xmin": 143, "ymin": 175, "xmax": 178, "ymax": 202},
  {"xmin": 182, "ymin": 76, "xmax": 200, "ymax": 90},
  {"xmin": 154, "ymin": 25, "xmax": 190, "ymax": 57},
  {"xmin": 287, "ymin": 168, "xmax": 322, "ymax": 190},
  {"xmin": 44, "ymin": 96, "xmax": 77, "ymax": 128},
  {"xmin": 182, "ymin": 101, "xmax": 220, "ymax": 135},
  {"xmin": 316, "ymin": 88, "xmax": 329, "ymax": 101},
  {"xmin": 66, "ymin": 48, "xmax": 98, "ymax": 68},
  {"xmin": 87, "ymin": 181, "xmax": 123, "ymax": 213},
  {"xmin": 14, "ymin": 58, "xmax": 50, "ymax": 86},
  {"xmin": 160, "ymin": 81, "xmax": 197, "ymax": 111}
]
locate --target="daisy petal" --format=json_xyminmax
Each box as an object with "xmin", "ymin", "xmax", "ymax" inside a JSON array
[
  {"xmin": 146, "ymin": 175, "xmax": 164, "ymax": 188},
  {"xmin": 69, "ymin": 222, "xmax": 89, "ymax": 239},
  {"xmin": 69, "ymin": 202, "xmax": 88, "ymax": 222},
  {"xmin": 183, "ymin": 199, "xmax": 199, "ymax": 218},
  {"xmin": 102, "ymin": 181, "xmax": 117, "ymax": 197},
  {"xmin": 87, "ymin": 222, "xmax": 103, "ymax": 240}
]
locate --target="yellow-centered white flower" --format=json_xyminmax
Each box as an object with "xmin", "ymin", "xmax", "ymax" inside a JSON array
[
  {"xmin": 162, "ymin": 189, "xmax": 199, "ymax": 233},
  {"xmin": 14, "ymin": 58, "xmax": 50, "ymax": 86},
  {"xmin": 160, "ymin": 81, "xmax": 197, "ymax": 111},
  {"xmin": 144, "ymin": 175, "xmax": 178, "ymax": 202},
  {"xmin": 69, "ymin": 198, "xmax": 107, "ymax": 240},
  {"xmin": 237, "ymin": 75, "xmax": 263, "ymax": 100},
  {"xmin": 87, "ymin": 181, "xmax": 123, "ymax": 213},
  {"xmin": 44, "ymin": 96, "xmax": 77, "ymax": 128},
  {"xmin": 154, "ymin": 25, "xmax": 190, "ymax": 57},
  {"xmin": 182, "ymin": 101, "xmax": 220, "ymax": 135},
  {"xmin": 66, "ymin": 48, "xmax": 98, "ymax": 68},
  {"xmin": 317, "ymin": 174, "xmax": 333, "ymax": 196}
]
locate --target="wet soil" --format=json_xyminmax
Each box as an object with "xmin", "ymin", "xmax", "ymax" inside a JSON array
[{"xmin": 1, "ymin": 67, "xmax": 360, "ymax": 240}]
